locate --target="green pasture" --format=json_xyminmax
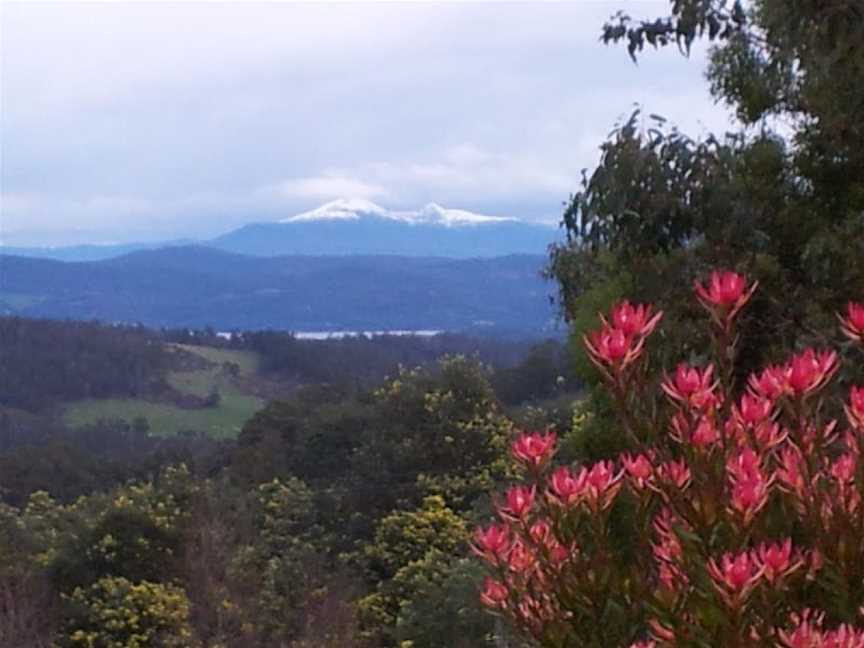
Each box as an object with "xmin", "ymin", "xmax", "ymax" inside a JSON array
[{"xmin": 63, "ymin": 344, "xmax": 265, "ymax": 438}]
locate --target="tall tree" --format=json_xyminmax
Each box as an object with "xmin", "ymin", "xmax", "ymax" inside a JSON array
[{"xmin": 550, "ymin": 0, "xmax": 864, "ymax": 384}]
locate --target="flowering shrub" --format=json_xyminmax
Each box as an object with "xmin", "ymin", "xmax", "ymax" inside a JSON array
[{"xmin": 475, "ymin": 271, "xmax": 864, "ymax": 647}]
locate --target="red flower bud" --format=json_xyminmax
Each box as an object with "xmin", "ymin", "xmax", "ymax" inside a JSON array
[
  {"xmin": 480, "ymin": 576, "xmax": 509, "ymax": 608},
  {"xmin": 662, "ymin": 363, "xmax": 718, "ymax": 410},
  {"xmin": 586, "ymin": 325, "xmax": 629, "ymax": 363},
  {"xmin": 500, "ymin": 485, "xmax": 536, "ymax": 520},
  {"xmin": 583, "ymin": 460, "xmax": 623, "ymax": 511},
  {"xmin": 691, "ymin": 416, "xmax": 719, "ymax": 448},
  {"xmin": 548, "ymin": 465, "xmax": 585, "ymax": 507},
  {"xmin": 831, "ymin": 453, "xmax": 857, "ymax": 483},
  {"xmin": 749, "ymin": 365, "xmax": 787, "ymax": 401},
  {"xmin": 754, "ymin": 539, "xmax": 801, "ymax": 584},
  {"xmin": 846, "ymin": 386, "xmax": 864, "ymax": 429},
  {"xmin": 584, "ymin": 301, "xmax": 662, "ymax": 375},
  {"xmin": 507, "ymin": 540, "xmax": 536, "ymax": 573},
  {"xmin": 610, "ymin": 300, "xmax": 662, "ymax": 338},
  {"xmin": 694, "ymin": 270, "xmax": 758, "ymax": 326},
  {"xmin": 736, "ymin": 393, "xmax": 774, "ymax": 426},
  {"xmin": 841, "ymin": 301, "xmax": 864, "ymax": 342},
  {"xmin": 472, "ymin": 523, "xmax": 512, "ymax": 563},
  {"xmin": 727, "ymin": 447, "xmax": 772, "ymax": 525},
  {"xmin": 787, "ymin": 348, "xmax": 839, "ymax": 396},
  {"xmin": 621, "ymin": 452, "xmax": 654, "ymax": 490},
  {"xmin": 528, "ymin": 519, "xmax": 551, "ymax": 545},
  {"xmin": 511, "ymin": 430, "xmax": 557, "ymax": 469},
  {"xmin": 652, "ymin": 509, "xmax": 687, "ymax": 591},
  {"xmin": 654, "ymin": 458, "xmax": 692, "ymax": 491},
  {"xmin": 695, "ymin": 270, "xmax": 748, "ymax": 306},
  {"xmin": 775, "ymin": 446, "xmax": 808, "ymax": 503},
  {"xmin": 707, "ymin": 551, "xmax": 763, "ymax": 607}
]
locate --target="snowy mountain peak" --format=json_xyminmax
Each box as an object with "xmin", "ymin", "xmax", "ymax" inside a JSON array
[
  {"xmin": 280, "ymin": 199, "xmax": 515, "ymax": 227},
  {"xmin": 281, "ymin": 198, "xmax": 388, "ymax": 223},
  {"xmin": 415, "ymin": 202, "xmax": 513, "ymax": 226}
]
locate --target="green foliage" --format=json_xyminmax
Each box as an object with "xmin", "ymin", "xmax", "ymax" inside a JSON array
[
  {"xmin": 394, "ymin": 557, "xmax": 494, "ymax": 648},
  {"xmin": 60, "ymin": 577, "xmax": 193, "ymax": 648},
  {"xmin": 358, "ymin": 496, "xmax": 472, "ymax": 646},
  {"xmin": 551, "ymin": 0, "xmax": 864, "ymax": 395},
  {"xmin": 209, "ymin": 477, "xmax": 333, "ymax": 645},
  {"xmin": 0, "ymin": 317, "xmax": 172, "ymax": 412},
  {"xmin": 363, "ymin": 495, "xmax": 468, "ymax": 580}
]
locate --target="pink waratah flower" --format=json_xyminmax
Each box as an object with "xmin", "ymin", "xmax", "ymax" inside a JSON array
[
  {"xmin": 670, "ymin": 412, "xmax": 719, "ymax": 448},
  {"xmin": 787, "ymin": 348, "xmax": 839, "ymax": 396},
  {"xmin": 654, "ymin": 458, "xmax": 692, "ymax": 491},
  {"xmin": 628, "ymin": 641, "xmax": 657, "ymax": 648},
  {"xmin": 831, "ymin": 453, "xmax": 857, "ymax": 483},
  {"xmin": 511, "ymin": 430, "xmax": 557, "ymax": 469},
  {"xmin": 750, "ymin": 421, "xmax": 787, "ymax": 449},
  {"xmin": 528, "ymin": 520, "xmax": 551, "ymax": 545},
  {"xmin": 620, "ymin": 452, "xmax": 654, "ymax": 490},
  {"xmin": 778, "ymin": 610, "xmax": 864, "ymax": 648},
  {"xmin": 584, "ymin": 301, "xmax": 662, "ymax": 372},
  {"xmin": 778, "ymin": 610, "xmax": 825, "ymax": 648},
  {"xmin": 480, "ymin": 577, "xmax": 509, "ymax": 608},
  {"xmin": 585, "ymin": 325, "xmax": 630, "ymax": 364},
  {"xmin": 582, "ymin": 460, "xmax": 623, "ymax": 511},
  {"xmin": 840, "ymin": 301, "xmax": 864, "ymax": 342},
  {"xmin": 749, "ymin": 365, "xmax": 788, "ymax": 400},
  {"xmin": 546, "ymin": 540, "xmax": 572, "ymax": 565},
  {"xmin": 727, "ymin": 447, "xmax": 772, "ymax": 524},
  {"xmin": 652, "ymin": 509, "xmax": 688, "ymax": 591},
  {"xmin": 754, "ymin": 539, "xmax": 801, "ymax": 584},
  {"xmin": 609, "ymin": 300, "xmax": 663, "ymax": 338},
  {"xmin": 648, "ymin": 618, "xmax": 676, "ymax": 643},
  {"xmin": 846, "ymin": 386, "xmax": 864, "ymax": 429},
  {"xmin": 707, "ymin": 551, "xmax": 763, "ymax": 607},
  {"xmin": 506, "ymin": 541, "xmax": 536, "ymax": 573},
  {"xmin": 548, "ymin": 465, "xmax": 585, "ymax": 506},
  {"xmin": 736, "ymin": 392, "xmax": 774, "ymax": 426},
  {"xmin": 694, "ymin": 270, "xmax": 758, "ymax": 325},
  {"xmin": 472, "ymin": 523, "xmax": 511, "ymax": 563},
  {"xmin": 775, "ymin": 445, "xmax": 808, "ymax": 501},
  {"xmin": 500, "ymin": 485, "xmax": 535, "ymax": 520},
  {"xmin": 691, "ymin": 416, "xmax": 719, "ymax": 447},
  {"xmin": 662, "ymin": 363, "xmax": 718, "ymax": 410},
  {"xmin": 695, "ymin": 270, "xmax": 751, "ymax": 307}
]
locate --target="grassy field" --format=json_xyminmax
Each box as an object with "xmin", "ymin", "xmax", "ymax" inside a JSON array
[{"xmin": 64, "ymin": 344, "xmax": 266, "ymax": 438}]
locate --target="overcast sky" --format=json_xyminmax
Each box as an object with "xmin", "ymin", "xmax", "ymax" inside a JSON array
[{"xmin": 1, "ymin": 1, "xmax": 732, "ymax": 246}]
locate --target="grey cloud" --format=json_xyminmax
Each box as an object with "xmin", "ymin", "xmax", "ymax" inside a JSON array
[{"xmin": 1, "ymin": 2, "xmax": 731, "ymax": 246}]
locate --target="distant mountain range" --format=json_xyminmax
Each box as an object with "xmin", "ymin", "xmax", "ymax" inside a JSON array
[
  {"xmin": 1, "ymin": 199, "xmax": 561, "ymax": 261},
  {"xmin": 0, "ymin": 246, "xmax": 559, "ymax": 335}
]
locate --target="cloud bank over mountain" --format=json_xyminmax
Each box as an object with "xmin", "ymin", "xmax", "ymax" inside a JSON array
[{"xmin": 1, "ymin": 3, "xmax": 732, "ymax": 246}]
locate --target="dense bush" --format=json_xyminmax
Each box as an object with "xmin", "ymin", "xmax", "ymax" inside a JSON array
[{"xmin": 476, "ymin": 271, "xmax": 864, "ymax": 646}]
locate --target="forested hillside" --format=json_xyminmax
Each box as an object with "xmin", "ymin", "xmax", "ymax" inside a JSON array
[
  {"xmin": 0, "ymin": 316, "xmax": 576, "ymax": 646},
  {"xmin": 0, "ymin": 248, "xmax": 555, "ymax": 333}
]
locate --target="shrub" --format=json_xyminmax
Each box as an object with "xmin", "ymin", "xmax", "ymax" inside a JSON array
[
  {"xmin": 60, "ymin": 576, "xmax": 193, "ymax": 648},
  {"xmin": 475, "ymin": 271, "xmax": 864, "ymax": 647}
]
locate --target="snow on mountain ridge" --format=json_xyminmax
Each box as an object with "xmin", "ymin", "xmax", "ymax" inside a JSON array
[
  {"xmin": 280, "ymin": 199, "xmax": 516, "ymax": 227},
  {"xmin": 283, "ymin": 198, "xmax": 388, "ymax": 222}
]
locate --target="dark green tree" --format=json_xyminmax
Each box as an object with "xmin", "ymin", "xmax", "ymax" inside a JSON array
[{"xmin": 549, "ymin": 0, "xmax": 864, "ymax": 445}]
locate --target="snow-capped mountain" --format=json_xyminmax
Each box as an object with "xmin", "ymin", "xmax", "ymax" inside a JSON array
[
  {"xmin": 209, "ymin": 198, "xmax": 556, "ymax": 258},
  {"xmin": 280, "ymin": 198, "xmax": 516, "ymax": 228},
  {"xmin": 1, "ymin": 199, "xmax": 560, "ymax": 261}
]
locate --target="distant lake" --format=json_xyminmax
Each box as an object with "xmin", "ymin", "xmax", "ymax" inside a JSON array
[
  {"xmin": 217, "ymin": 330, "xmax": 443, "ymax": 341},
  {"xmin": 295, "ymin": 330, "xmax": 443, "ymax": 340}
]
